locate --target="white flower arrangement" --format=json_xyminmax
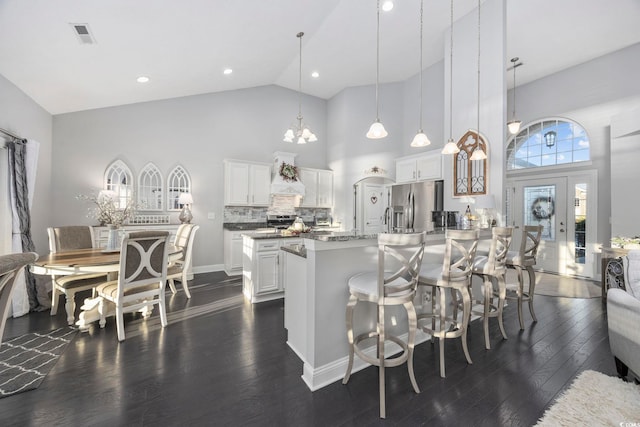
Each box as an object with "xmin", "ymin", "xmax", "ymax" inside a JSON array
[
  {"xmin": 611, "ymin": 235, "xmax": 640, "ymax": 249},
  {"xmin": 77, "ymin": 190, "xmax": 137, "ymax": 226}
]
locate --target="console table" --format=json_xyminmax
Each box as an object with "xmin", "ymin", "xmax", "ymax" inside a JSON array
[{"xmin": 601, "ymin": 247, "xmax": 630, "ymax": 302}]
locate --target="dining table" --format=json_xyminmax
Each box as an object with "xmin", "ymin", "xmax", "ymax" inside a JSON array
[{"xmin": 31, "ymin": 246, "xmax": 183, "ymax": 329}]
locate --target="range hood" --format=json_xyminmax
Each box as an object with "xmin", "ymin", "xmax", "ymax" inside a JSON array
[{"xmin": 270, "ymin": 151, "xmax": 305, "ymax": 197}]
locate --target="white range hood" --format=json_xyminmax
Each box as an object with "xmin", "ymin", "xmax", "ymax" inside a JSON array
[{"xmin": 270, "ymin": 151, "xmax": 305, "ymax": 197}]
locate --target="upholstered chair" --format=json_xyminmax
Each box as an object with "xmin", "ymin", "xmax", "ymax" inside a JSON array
[
  {"xmin": 0, "ymin": 252, "xmax": 38, "ymax": 343},
  {"xmin": 47, "ymin": 226, "xmax": 107, "ymax": 325},
  {"xmin": 166, "ymin": 224, "xmax": 199, "ymax": 298},
  {"xmin": 96, "ymin": 231, "xmax": 170, "ymax": 342},
  {"xmin": 418, "ymin": 229, "xmax": 479, "ymax": 378},
  {"xmin": 342, "ymin": 232, "xmax": 425, "ymax": 419}
]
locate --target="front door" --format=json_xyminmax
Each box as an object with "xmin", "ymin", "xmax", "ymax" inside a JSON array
[{"xmin": 507, "ymin": 171, "xmax": 597, "ymax": 277}]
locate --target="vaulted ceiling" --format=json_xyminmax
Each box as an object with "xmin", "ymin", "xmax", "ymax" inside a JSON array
[{"xmin": 1, "ymin": 0, "xmax": 639, "ymax": 115}]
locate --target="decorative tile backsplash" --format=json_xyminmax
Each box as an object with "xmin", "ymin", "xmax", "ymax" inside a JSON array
[{"xmin": 223, "ymin": 206, "xmax": 330, "ymax": 224}]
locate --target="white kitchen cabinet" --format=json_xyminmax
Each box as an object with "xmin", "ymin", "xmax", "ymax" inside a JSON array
[
  {"xmin": 395, "ymin": 151, "xmax": 443, "ymax": 183},
  {"xmin": 242, "ymin": 235, "xmax": 302, "ymax": 303},
  {"xmin": 223, "ymin": 160, "xmax": 271, "ymax": 206},
  {"xmin": 223, "ymin": 229, "xmax": 245, "ymax": 276},
  {"xmin": 299, "ymin": 167, "xmax": 333, "ymax": 207}
]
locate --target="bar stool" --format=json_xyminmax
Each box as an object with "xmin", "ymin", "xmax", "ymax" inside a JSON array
[
  {"xmin": 417, "ymin": 229, "xmax": 479, "ymax": 378},
  {"xmin": 505, "ymin": 225, "xmax": 543, "ymax": 330},
  {"xmin": 342, "ymin": 232, "xmax": 425, "ymax": 419},
  {"xmin": 471, "ymin": 226, "xmax": 513, "ymax": 350}
]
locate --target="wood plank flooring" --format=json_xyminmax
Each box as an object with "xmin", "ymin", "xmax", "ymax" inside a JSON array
[{"xmin": 0, "ymin": 272, "xmax": 617, "ymax": 426}]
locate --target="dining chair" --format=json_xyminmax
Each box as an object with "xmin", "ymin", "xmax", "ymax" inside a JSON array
[
  {"xmin": 342, "ymin": 232, "xmax": 425, "ymax": 419},
  {"xmin": 471, "ymin": 226, "xmax": 513, "ymax": 350},
  {"xmin": 505, "ymin": 225, "xmax": 543, "ymax": 330},
  {"xmin": 417, "ymin": 229, "xmax": 479, "ymax": 378},
  {"xmin": 0, "ymin": 252, "xmax": 38, "ymax": 343},
  {"xmin": 47, "ymin": 226, "xmax": 108, "ymax": 325},
  {"xmin": 96, "ymin": 231, "xmax": 170, "ymax": 342},
  {"xmin": 166, "ymin": 224, "xmax": 199, "ymax": 299}
]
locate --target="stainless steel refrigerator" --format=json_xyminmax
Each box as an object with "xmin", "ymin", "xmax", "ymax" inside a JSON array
[{"xmin": 388, "ymin": 180, "xmax": 443, "ymax": 232}]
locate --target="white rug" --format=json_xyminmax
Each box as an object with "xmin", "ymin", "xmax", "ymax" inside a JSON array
[{"xmin": 535, "ymin": 370, "xmax": 640, "ymax": 426}]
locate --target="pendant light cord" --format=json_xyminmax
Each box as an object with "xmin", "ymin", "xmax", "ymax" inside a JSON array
[
  {"xmin": 375, "ymin": 0, "xmax": 381, "ymax": 121},
  {"xmin": 476, "ymin": 0, "xmax": 481, "ymax": 142},
  {"xmin": 512, "ymin": 59, "xmax": 517, "ymax": 119},
  {"xmin": 449, "ymin": 0, "xmax": 454, "ymax": 140},
  {"xmin": 297, "ymin": 32, "xmax": 303, "ymax": 122},
  {"xmin": 418, "ymin": 0, "xmax": 424, "ymax": 131}
]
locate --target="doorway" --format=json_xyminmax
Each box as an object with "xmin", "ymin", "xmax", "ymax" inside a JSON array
[
  {"xmin": 506, "ymin": 170, "xmax": 597, "ymax": 278},
  {"xmin": 353, "ymin": 176, "xmax": 394, "ymax": 234}
]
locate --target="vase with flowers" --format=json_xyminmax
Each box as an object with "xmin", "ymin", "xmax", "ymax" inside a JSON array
[{"xmin": 77, "ymin": 190, "xmax": 137, "ymax": 251}]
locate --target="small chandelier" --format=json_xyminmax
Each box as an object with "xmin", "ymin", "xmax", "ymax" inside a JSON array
[
  {"xmin": 470, "ymin": 0, "xmax": 487, "ymax": 161},
  {"xmin": 441, "ymin": 0, "xmax": 459, "ymax": 155},
  {"xmin": 544, "ymin": 130, "xmax": 557, "ymax": 147},
  {"xmin": 410, "ymin": 0, "xmax": 431, "ymax": 148},
  {"xmin": 507, "ymin": 57, "xmax": 522, "ymax": 135},
  {"xmin": 283, "ymin": 32, "xmax": 317, "ymax": 144},
  {"xmin": 366, "ymin": 0, "xmax": 388, "ymax": 139}
]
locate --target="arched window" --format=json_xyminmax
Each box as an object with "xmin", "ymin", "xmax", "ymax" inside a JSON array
[
  {"xmin": 137, "ymin": 162, "xmax": 163, "ymax": 211},
  {"xmin": 167, "ymin": 165, "xmax": 191, "ymax": 211},
  {"xmin": 104, "ymin": 159, "xmax": 133, "ymax": 209},
  {"xmin": 506, "ymin": 118, "xmax": 590, "ymax": 171},
  {"xmin": 454, "ymin": 130, "xmax": 487, "ymax": 196}
]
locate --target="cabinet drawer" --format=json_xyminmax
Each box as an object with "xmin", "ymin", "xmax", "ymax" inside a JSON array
[{"xmin": 256, "ymin": 240, "xmax": 281, "ymax": 251}]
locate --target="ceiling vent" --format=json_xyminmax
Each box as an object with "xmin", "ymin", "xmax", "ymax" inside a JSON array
[{"xmin": 69, "ymin": 23, "xmax": 96, "ymax": 44}]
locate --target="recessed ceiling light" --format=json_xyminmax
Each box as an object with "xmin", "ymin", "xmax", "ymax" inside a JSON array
[
  {"xmin": 382, "ymin": 1, "xmax": 394, "ymax": 12},
  {"xmin": 311, "ymin": 71, "xmax": 319, "ymax": 78},
  {"xmin": 136, "ymin": 76, "xmax": 150, "ymax": 83},
  {"xmin": 223, "ymin": 68, "xmax": 233, "ymax": 75}
]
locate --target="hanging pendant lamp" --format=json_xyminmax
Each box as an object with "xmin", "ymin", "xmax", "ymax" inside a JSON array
[
  {"xmin": 507, "ymin": 57, "xmax": 522, "ymax": 135},
  {"xmin": 283, "ymin": 32, "xmax": 317, "ymax": 144},
  {"xmin": 411, "ymin": 0, "xmax": 431, "ymax": 148},
  {"xmin": 469, "ymin": 0, "xmax": 487, "ymax": 161},
  {"xmin": 366, "ymin": 0, "xmax": 388, "ymax": 139},
  {"xmin": 441, "ymin": 0, "xmax": 460, "ymax": 155}
]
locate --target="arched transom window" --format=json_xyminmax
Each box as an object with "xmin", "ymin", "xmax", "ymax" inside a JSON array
[{"xmin": 506, "ymin": 118, "xmax": 590, "ymax": 170}]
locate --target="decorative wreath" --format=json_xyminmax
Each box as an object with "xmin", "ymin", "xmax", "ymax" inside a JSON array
[
  {"xmin": 531, "ymin": 196, "xmax": 555, "ymax": 220},
  {"xmin": 279, "ymin": 162, "xmax": 298, "ymax": 182}
]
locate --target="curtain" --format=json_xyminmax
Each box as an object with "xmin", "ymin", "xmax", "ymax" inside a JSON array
[{"xmin": 7, "ymin": 138, "xmax": 41, "ymax": 315}]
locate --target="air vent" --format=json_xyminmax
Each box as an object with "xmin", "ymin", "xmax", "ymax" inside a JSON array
[{"xmin": 69, "ymin": 23, "xmax": 96, "ymax": 44}]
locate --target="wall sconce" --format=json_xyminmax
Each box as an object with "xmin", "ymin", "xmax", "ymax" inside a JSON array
[
  {"xmin": 178, "ymin": 193, "xmax": 194, "ymax": 224},
  {"xmin": 544, "ymin": 131, "xmax": 557, "ymax": 148}
]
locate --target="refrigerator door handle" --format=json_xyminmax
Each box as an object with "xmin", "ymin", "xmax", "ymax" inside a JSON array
[{"xmin": 408, "ymin": 191, "xmax": 415, "ymax": 230}]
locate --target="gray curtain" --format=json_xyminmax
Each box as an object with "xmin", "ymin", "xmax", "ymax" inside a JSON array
[{"xmin": 7, "ymin": 138, "xmax": 42, "ymax": 311}]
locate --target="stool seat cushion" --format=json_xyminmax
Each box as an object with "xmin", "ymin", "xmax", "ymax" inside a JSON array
[
  {"xmin": 418, "ymin": 263, "xmax": 445, "ymax": 284},
  {"xmin": 348, "ymin": 272, "xmax": 410, "ymax": 299},
  {"xmin": 472, "ymin": 255, "xmax": 490, "ymax": 273}
]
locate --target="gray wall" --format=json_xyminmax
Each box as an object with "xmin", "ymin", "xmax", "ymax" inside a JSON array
[
  {"xmin": 506, "ymin": 41, "xmax": 640, "ymax": 247},
  {"xmin": 52, "ymin": 85, "xmax": 327, "ymax": 270}
]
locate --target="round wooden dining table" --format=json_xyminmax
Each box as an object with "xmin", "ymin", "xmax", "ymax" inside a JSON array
[{"xmin": 31, "ymin": 246, "xmax": 183, "ymax": 276}]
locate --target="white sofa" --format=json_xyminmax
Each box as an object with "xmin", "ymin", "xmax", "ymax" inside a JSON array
[{"xmin": 607, "ymin": 249, "xmax": 640, "ymax": 379}]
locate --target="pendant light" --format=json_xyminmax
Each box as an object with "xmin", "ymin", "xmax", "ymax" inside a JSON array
[
  {"xmin": 441, "ymin": 0, "xmax": 460, "ymax": 155},
  {"xmin": 507, "ymin": 57, "xmax": 522, "ymax": 135},
  {"xmin": 366, "ymin": 0, "xmax": 388, "ymax": 139},
  {"xmin": 283, "ymin": 32, "xmax": 317, "ymax": 144},
  {"xmin": 410, "ymin": 0, "xmax": 431, "ymax": 148},
  {"xmin": 469, "ymin": 0, "xmax": 487, "ymax": 161}
]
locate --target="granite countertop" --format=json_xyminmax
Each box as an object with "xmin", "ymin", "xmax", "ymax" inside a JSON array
[
  {"xmin": 223, "ymin": 222, "xmax": 267, "ymax": 231},
  {"xmin": 241, "ymin": 230, "xmax": 334, "ymax": 240}
]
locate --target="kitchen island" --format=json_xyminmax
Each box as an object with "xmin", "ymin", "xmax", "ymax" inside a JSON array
[{"xmin": 281, "ymin": 231, "xmax": 453, "ymax": 391}]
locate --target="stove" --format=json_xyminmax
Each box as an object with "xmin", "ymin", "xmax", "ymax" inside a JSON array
[{"xmin": 266, "ymin": 214, "xmax": 296, "ymax": 230}]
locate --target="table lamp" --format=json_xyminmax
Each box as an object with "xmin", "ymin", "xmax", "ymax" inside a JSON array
[{"xmin": 178, "ymin": 193, "xmax": 194, "ymax": 224}]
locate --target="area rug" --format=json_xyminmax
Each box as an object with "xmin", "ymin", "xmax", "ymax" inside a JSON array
[
  {"xmin": 533, "ymin": 272, "xmax": 601, "ymax": 298},
  {"xmin": 535, "ymin": 370, "xmax": 640, "ymax": 426},
  {"xmin": 0, "ymin": 327, "xmax": 77, "ymax": 398}
]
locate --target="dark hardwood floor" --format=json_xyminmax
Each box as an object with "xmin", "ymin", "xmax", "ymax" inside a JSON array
[{"xmin": 0, "ymin": 272, "xmax": 616, "ymax": 426}]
